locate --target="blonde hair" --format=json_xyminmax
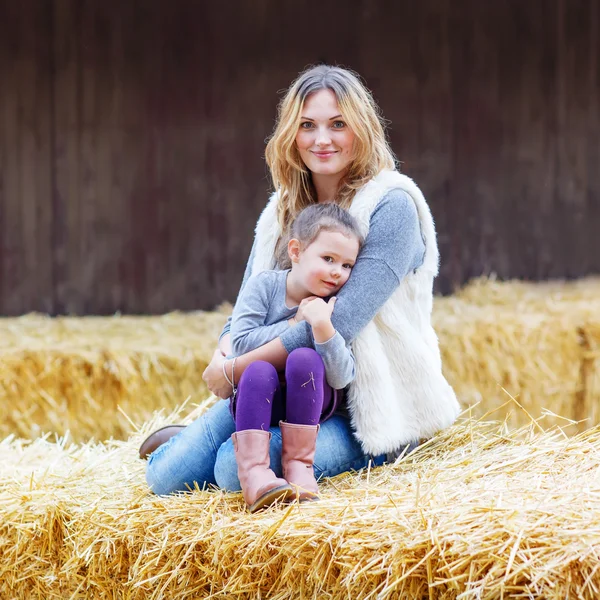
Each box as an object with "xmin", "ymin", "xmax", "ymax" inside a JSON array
[{"xmin": 265, "ymin": 65, "xmax": 396, "ymax": 237}]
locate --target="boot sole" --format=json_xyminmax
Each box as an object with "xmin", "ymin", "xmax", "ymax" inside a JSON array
[
  {"xmin": 248, "ymin": 485, "xmax": 294, "ymax": 513},
  {"xmin": 138, "ymin": 425, "xmax": 186, "ymax": 460}
]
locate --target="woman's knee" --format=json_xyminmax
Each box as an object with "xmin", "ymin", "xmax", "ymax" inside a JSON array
[
  {"xmin": 144, "ymin": 399, "xmax": 235, "ymax": 495},
  {"xmin": 312, "ymin": 415, "xmax": 380, "ymax": 478}
]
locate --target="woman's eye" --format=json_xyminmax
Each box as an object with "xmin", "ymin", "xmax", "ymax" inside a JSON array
[
  {"xmin": 332, "ymin": 121, "xmax": 346, "ymax": 129},
  {"xmin": 300, "ymin": 122, "xmax": 313, "ymax": 129}
]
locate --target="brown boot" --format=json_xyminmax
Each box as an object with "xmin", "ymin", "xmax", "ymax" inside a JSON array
[
  {"xmin": 139, "ymin": 425, "xmax": 186, "ymax": 459},
  {"xmin": 280, "ymin": 421, "xmax": 320, "ymax": 502},
  {"xmin": 232, "ymin": 430, "xmax": 293, "ymax": 513}
]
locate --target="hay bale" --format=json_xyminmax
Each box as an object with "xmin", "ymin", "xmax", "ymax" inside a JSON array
[
  {"xmin": 2, "ymin": 404, "xmax": 600, "ymax": 599},
  {"xmin": 454, "ymin": 275, "xmax": 600, "ymax": 306},
  {"xmin": 434, "ymin": 279, "xmax": 600, "ymax": 430},
  {"xmin": 0, "ymin": 311, "xmax": 228, "ymax": 442},
  {"xmin": 2, "ymin": 278, "xmax": 599, "ymax": 441}
]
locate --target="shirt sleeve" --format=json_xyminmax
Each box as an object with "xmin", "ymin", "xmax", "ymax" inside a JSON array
[
  {"xmin": 219, "ymin": 237, "xmax": 257, "ymax": 341},
  {"xmin": 279, "ymin": 189, "xmax": 426, "ymax": 352},
  {"xmin": 314, "ymin": 331, "xmax": 356, "ymax": 389},
  {"xmin": 229, "ymin": 272, "xmax": 291, "ymax": 356}
]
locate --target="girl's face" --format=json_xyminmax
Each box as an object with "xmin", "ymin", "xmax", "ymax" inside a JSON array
[
  {"xmin": 295, "ymin": 89, "xmax": 356, "ymax": 179},
  {"xmin": 290, "ymin": 229, "xmax": 359, "ymax": 298}
]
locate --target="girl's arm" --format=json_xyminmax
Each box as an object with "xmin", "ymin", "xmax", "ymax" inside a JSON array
[
  {"xmin": 304, "ymin": 298, "xmax": 355, "ymax": 390},
  {"xmin": 314, "ymin": 331, "xmax": 355, "ymax": 390},
  {"xmin": 229, "ymin": 272, "xmax": 292, "ymax": 356},
  {"xmin": 218, "ymin": 237, "xmax": 258, "ymax": 346}
]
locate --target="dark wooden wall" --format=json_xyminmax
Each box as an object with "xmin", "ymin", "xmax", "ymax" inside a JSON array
[{"xmin": 0, "ymin": 0, "xmax": 598, "ymax": 315}]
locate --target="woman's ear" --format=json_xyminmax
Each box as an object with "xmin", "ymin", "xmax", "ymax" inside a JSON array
[{"xmin": 288, "ymin": 238, "xmax": 301, "ymax": 263}]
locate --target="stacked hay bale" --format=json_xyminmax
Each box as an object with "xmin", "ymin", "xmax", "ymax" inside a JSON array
[
  {"xmin": 2, "ymin": 407, "xmax": 600, "ymax": 599},
  {"xmin": 0, "ymin": 310, "xmax": 228, "ymax": 442},
  {"xmin": 434, "ymin": 277, "xmax": 600, "ymax": 431},
  {"xmin": 0, "ymin": 279, "xmax": 598, "ymax": 442}
]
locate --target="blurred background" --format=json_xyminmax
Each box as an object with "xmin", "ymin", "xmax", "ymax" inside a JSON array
[{"xmin": 0, "ymin": 0, "xmax": 598, "ymax": 316}]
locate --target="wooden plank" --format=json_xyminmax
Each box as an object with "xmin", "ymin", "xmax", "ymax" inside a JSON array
[
  {"xmin": 1, "ymin": 0, "xmax": 599, "ymax": 314},
  {"xmin": 0, "ymin": 1, "xmax": 54, "ymax": 315},
  {"xmin": 51, "ymin": 0, "xmax": 80, "ymax": 314}
]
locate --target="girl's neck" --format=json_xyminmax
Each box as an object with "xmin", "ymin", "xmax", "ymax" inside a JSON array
[
  {"xmin": 312, "ymin": 172, "xmax": 342, "ymax": 204},
  {"xmin": 285, "ymin": 269, "xmax": 309, "ymax": 307}
]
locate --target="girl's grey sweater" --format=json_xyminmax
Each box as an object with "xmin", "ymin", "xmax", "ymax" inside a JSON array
[
  {"xmin": 229, "ymin": 269, "xmax": 356, "ymax": 390},
  {"xmin": 220, "ymin": 189, "xmax": 426, "ymax": 353}
]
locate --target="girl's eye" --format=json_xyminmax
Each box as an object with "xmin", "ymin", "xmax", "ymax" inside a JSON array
[
  {"xmin": 323, "ymin": 256, "xmax": 333, "ymax": 263},
  {"xmin": 343, "ymin": 264, "xmax": 353, "ymax": 270}
]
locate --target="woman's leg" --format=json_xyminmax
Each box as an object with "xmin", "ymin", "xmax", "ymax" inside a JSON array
[
  {"xmin": 145, "ymin": 398, "xmax": 236, "ymax": 495},
  {"xmin": 214, "ymin": 413, "xmax": 387, "ymax": 491}
]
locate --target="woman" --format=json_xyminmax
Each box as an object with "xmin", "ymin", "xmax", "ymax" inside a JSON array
[{"xmin": 144, "ymin": 65, "xmax": 460, "ymax": 496}]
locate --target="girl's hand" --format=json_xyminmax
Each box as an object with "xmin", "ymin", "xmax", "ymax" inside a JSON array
[
  {"xmin": 294, "ymin": 295, "xmax": 319, "ymax": 323},
  {"xmin": 302, "ymin": 297, "xmax": 336, "ymax": 327},
  {"xmin": 202, "ymin": 349, "xmax": 234, "ymax": 399}
]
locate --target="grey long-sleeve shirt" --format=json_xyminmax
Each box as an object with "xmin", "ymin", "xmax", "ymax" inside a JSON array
[
  {"xmin": 230, "ymin": 269, "xmax": 356, "ymax": 390},
  {"xmin": 221, "ymin": 188, "xmax": 426, "ymax": 352}
]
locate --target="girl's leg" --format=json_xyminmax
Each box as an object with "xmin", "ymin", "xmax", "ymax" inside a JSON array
[
  {"xmin": 284, "ymin": 347, "xmax": 330, "ymax": 425},
  {"xmin": 214, "ymin": 414, "xmax": 387, "ymax": 491},
  {"xmin": 231, "ymin": 361, "xmax": 293, "ymax": 511},
  {"xmin": 145, "ymin": 398, "xmax": 236, "ymax": 495},
  {"xmin": 234, "ymin": 361, "xmax": 282, "ymax": 431},
  {"xmin": 281, "ymin": 348, "xmax": 331, "ymax": 499}
]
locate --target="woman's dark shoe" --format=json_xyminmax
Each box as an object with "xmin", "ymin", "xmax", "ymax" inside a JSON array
[{"xmin": 139, "ymin": 425, "xmax": 186, "ymax": 459}]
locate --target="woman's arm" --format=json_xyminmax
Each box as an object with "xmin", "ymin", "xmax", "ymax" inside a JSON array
[
  {"xmin": 203, "ymin": 337, "xmax": 289, "ymax": 398},
  {"xmin": 218, "ymin": 333, "xmax": 232, "ymax": 357}
]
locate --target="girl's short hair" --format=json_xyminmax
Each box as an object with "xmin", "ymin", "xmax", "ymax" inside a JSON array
[
  {"xmin": 278, "ymin": 203, "xmax": 364, "ymax": 269},
  {"xmin": 265, "ymin": 65, "xmax": 396, "ymax": 232}
]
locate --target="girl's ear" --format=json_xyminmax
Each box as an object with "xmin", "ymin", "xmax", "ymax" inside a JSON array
[{"xmin": 288, "ymin": 238, "xmax": 302, "ymax": 263}]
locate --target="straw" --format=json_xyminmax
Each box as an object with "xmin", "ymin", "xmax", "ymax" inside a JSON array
[
  {"xmin": 0, "ymin": 310, "xmax": 229, "ymax": 442},
  {"xmin": 2, "ymin": 406, "xmax": 600, "ymax": 599}
]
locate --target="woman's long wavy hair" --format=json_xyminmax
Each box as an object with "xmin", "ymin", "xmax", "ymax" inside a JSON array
[{"xmin": 265, "ymin": 65, "xmax": 396, "ymax": 241}]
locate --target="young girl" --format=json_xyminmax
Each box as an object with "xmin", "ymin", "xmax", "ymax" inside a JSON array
[{"xmin": 226, "ymin": 203, "xmax": 363, "ymax": 512}]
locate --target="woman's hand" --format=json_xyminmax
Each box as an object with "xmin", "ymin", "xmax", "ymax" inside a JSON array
[{"xmin": 202, "ymin": 349, "xmax": 234, "ymax": 399}]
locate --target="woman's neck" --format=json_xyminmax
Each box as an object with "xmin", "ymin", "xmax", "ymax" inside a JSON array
[
  {"xmin": 312, "ymin": 172, "xmax": 342, "ymax": 204},
  {"xmin": 285, "ymin": 270, "xmax": 309, "ymax": 307}
]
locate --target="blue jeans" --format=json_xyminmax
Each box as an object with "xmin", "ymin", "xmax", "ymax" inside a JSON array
[{"xmin": 145, "ymin": 398, "xmax": 386, "ymax": 495}]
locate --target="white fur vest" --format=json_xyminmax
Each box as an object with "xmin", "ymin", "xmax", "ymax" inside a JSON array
[{"xmin": 250, "ymin": 170, "xmax": 460, "ymax": 455}]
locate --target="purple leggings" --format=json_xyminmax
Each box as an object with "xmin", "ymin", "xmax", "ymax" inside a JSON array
[{"xmin": 233, "ymin": 348, "xmax": 334, "ymax": 431}]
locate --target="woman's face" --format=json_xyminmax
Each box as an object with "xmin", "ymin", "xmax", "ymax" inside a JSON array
[{"xmin": 295, "ymin": 89, "xmax": 356, "ymax": 179}]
